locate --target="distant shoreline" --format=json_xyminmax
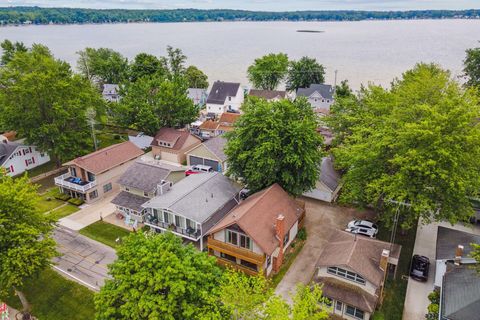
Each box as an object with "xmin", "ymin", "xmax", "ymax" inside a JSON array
[{"xmin": 0, "ymin": 7, "xmax": 479, "ymax": 26}]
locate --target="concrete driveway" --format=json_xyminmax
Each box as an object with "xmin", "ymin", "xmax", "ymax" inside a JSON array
[
  {"xmin": 52, "ymin": 226, "xmax": 117, "ymax": 291},
  {"xmin": 59, "ymin": 191, "xmax": 119, "ymax": 230},
  {"xmin": 275, "ymin": 198, "xmax": 375, "ymax": 300},
  {"xmin": 403, "ymin": 221, "xmax": 480, "ymax": 320}
]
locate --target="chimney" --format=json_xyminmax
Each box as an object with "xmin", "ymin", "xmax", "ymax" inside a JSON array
[
  {"xmin": 273, "ymin": 214, "xmax": 285, "ymax": 273},
  {"xmin": 454, "ymin": 245, "xmax": 464, "ymax": 266},
  {"xmin": 380, "ymin": 249, "xmax": 390, "ymax": 272}
]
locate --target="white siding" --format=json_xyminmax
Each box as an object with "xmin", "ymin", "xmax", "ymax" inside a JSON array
[
  {"xmin": 2, "ymin": 146, "xmax": 50, "ymax": 177},
  {"xmin": 316, "ymin": 266, "xmax": 378, "ymax": 296},
  {"xmin": 206, "ymin": 86, "xmax": 244, "ymax": 115}
]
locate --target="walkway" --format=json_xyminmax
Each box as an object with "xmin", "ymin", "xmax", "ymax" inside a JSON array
[{"xmin": 58, "ymin": 191, "xmax": 119, "ymax": 230}]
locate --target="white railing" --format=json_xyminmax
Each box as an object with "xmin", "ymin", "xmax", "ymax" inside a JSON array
[{"xmin": 54, "ymin": 173, "xmax": 97, "ymax": 193}]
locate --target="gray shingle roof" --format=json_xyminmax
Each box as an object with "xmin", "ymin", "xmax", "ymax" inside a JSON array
[
  {"xmin": 320, "ymin": 157, "xmax": 340, "ymax": 191},
  {"xmin": 142, "ymin": 172, "xmax": 241, "ymax": 224},
  {"xmin": 296, "ymin": 83, "xmax": 334, "ymax": 100},
  {"xmin": 0, "ymin": 142, "xmax": 22, "ymax": 166},
  {"xmin": 441, "ymin": 264, "xmax": 480, "ymax": 320},
  {"xmin": 111, "ymin": 191, "xmax": 148, "ymax": 212},
  {"xmin": 117, "ymin": 162, "xmax": 173, "ymax": 193},
  {"xmin": 203, "ymin": 135, "xmax": 227, "ymax": 162},
  {"xmin": 206, "ymin": 81, "xmax": 240, "ymax": 104},
  {"xmin": 436, "ymin": 226, "xmax": 480, "ymax": 261}
]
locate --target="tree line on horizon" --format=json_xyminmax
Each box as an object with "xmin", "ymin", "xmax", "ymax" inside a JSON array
[{"xmin": 1, "ymin": 7, "xmax": 480, "ymax": 25}]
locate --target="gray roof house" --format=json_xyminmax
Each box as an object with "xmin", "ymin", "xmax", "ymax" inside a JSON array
[
  {"xmin": 187, "ymin": 88, "xmax": 208, "ymax": 106},
  {"xmin": 186, "ymin": 135, "xmax": 228, "ymax": 173},
  {"xmin": 440, "ymin": 265, "xmax": 480, "ymax": 320},
  {"xmin": 296, "ymin": 84, "xmax": 335, "ymax": 115},
  {"xmin": 142, "ymin": 172, "xmax": 241, "ymax": 249},
  {"xmin": 206, "ymin": 81, "xmax": 244, "ymax": 115},
  {"xmin": 111, "ymin": 161, "xmax": 185, "ymax": 220},
  {"xmin": 303, "ymin": 157, "xmax": 341, "ymax": 203}
]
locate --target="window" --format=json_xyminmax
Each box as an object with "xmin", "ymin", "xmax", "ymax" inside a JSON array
[
  {"xmin": 163, "ymin": 211, "xmax": 172, "ymax": 224},
  {"xmin": 26, "ymin": 159, "xmax": 33, "ymax": 165},
  {"xmin": 322, "ymin": 99, "xmax": 325, "ymax": 103},
  {"xmin": 186, "ymin": 219, "xmax": 196, "ymax": 230},
  {"xmin": 336, "ymin": 301, "xmax": 343, "ymax": 312},
  {"xmin": 220, "ymin": 252, "xmax": 236, "ymax": 263},
  {"xmin": 144, "ymin": 191, "xmax": 149, "ymax": 197},
  {"xmin": 125, "ymin": 187, "xmax": 130, "ymax": 192},
  {"xmin": 103, "ymin": 183, "xmax": 112, "ymax": 193},
  {"xmin": 283, "ymin": 230, "xmax": 290, "ymax": 246},
  {"xmin": 89, "ymin": 190, "xmax": 98, "ymax": 200},
  {"xmin": 327, "ymin": 267, "xmax": 365, "ymax": 285},
  {"xmin": 327, "ymin": 100, "xmax": 330, "ymax": 103},
  {"xmin": 266, "ymin": 255, "xmax": 271, "ymax": 267},
  {"xmin": 175, "ymin": 215, "xmax": 185, "ymax": 228},
  {"xmin": 240, "ymin": 234, "xmax": 251, "ymax": 250},
  {"xmin": 5, "ymin": 167, "xmax": 11, "ymax": 174},
  {"xmin": 87, "ymin": 172, "xmax": 95, "ymax": 182},
  {"xmin": 226, "ymin": 230, "xmax": 238, "ymax": 246},
  {"xmin": 240, "ymin": 259, "xmax": 257, "ymax": 271},
  {"xmin": 345, "ymin": 305, "xmax": 364, "ymax": 320}
]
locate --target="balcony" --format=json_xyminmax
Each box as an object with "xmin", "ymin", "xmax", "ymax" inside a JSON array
[
  {"xmin": 54, "ymin": 173, "xmax": 97, "ymax": 193},
  {"xmin": 207, "ymin": 236, "xmax": 265, "ymax": 265},
  {"xmin": 145, "ymin": 217, "xmax": 201, "ymax": 240},
  {"xmin": 216, "ymin": 257, "xmax": 259, "ymax": 276}
]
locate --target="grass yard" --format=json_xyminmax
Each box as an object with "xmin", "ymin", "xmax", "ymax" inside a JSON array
[
  {"xmin": 371, "ymin": 223, "xmax": 417, "ymax": 320},
  {"xmin": 96, "ymin": 131, "xmax": 127, "ymax": 150},
  {"xmin": 271, "ymin": 239, "xmax": 305, "ymax": 288},
  {"xmin": 47, "ymin": 204, "xmax": 80, "ymax": 221},
  {"xmin": 79, "ymin": 221, "xmax": 131, "ymax": 248},
  {"xmin": 37, "ymin": 188, "xmax": 64, "ymax": 213},
  {"xmin": 24, "ymin": 161, "xmax": 58, "ymax": 178},
  {"xmin": 0, "ymin": 268, "xmax": 95, "ymax": 320}
]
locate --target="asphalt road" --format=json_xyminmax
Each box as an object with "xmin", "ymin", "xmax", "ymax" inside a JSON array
[{"xmin": 52, "ymin": 226, "xmax": 117, "ymax": 291}]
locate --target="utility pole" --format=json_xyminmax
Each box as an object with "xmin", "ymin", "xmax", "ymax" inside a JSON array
[
  {"xmin": 87, "ymin": 108, "xmax": 98, "ymax": 151},
  {"xmin": 334, "ymin": 69, "xmax": 338, "ymax": 87}
]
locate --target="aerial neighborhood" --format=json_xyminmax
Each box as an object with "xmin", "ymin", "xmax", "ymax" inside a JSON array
[{"xmin": 1, "ymin": 9, "xmax": 480, "ymax": 320}]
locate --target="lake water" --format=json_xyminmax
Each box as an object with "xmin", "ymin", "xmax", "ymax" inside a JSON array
[{"xmin": 1, "ymin": 19, "xmax": 479, "ymax": 89}]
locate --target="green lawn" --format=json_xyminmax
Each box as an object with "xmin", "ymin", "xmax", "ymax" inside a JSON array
[
  {"xmin": 37, "ymin": 189, "xmax": 64, "ymax": 213},
  {"xmin": 96, "ymin": 131, "xmax": 127, "ymax": 150},
  {"xmin": 79, "ymin": 221, "xmax": 131, "ymax": 248},
  {"xmin": 47, "ymin": 204, "xmax": 80, "ymax": 221},
  {"xmin": 372, "ymin": 223, "xmax": 417, "ymax": 320},
  {"xmin": 1, "ymin": 268, "xmax": 95, "ymax": 320}
]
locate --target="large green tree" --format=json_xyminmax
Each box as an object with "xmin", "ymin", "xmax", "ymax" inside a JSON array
[
  {"xmin": 247, "ymin": 53, "xmax": 289, "ymax": 90},
  {"xmin": 128, "ymin": 53, "xmax": 167, "ymax": 82},
  {"xmin": 185, "ymin": 65, "xmax": 209, "ymax": 89},
  {"xmin": 0, "ymin": 174, "xmax": 57, "ymax": 314},
  {"xmin": 464, "ymin": 46, "xmax": 480, "ymax": 89},
  {"xmin": 0, "ymin": 39, "xmax": 27, "ymax": 65},
  {"xmin": 327, "ymin": 63, "xmax": 480, "ymax": 227},
  {"xmin": 225, "ymin": 97, "xmax": 323, "ymax": 196},
  {"xmin": 94, "ymin": 232, "xmax": 226, "ymax": 320},
  {"xmin": 287, "ymin": 57, "xmax": 326, "ymax": 91},
  {"xmin": 114, "ymin": 76, "xmax": 197, "ymax": 135},
  {"xmin": 0, "ymin": 44, "xmax": 104, "ymax": 165},
  {"xmin": 77, "ymin": 47, "xmax": 129, "ymax": 84}
]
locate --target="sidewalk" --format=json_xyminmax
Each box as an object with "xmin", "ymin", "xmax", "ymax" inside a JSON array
[{"xmin": 58, "ymin": 191, "xmax": 119, "ymax": 230}]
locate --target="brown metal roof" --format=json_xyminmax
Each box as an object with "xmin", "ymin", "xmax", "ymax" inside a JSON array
[
  {"xmin": 64, "ymin": 141, "xmax": 143, "ymax": 174},
  {"xmin": 316, "ymin": 231, "xmax": 401, "ymax": 287},
  {"xmin": 207, "ymin": 183, "xmax": 304, "ymax": 255}
]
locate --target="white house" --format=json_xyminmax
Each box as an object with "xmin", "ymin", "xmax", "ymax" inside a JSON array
[
  {"xmin": 0, "ymin": 140, "xmax": 50, "ymax": 176},
  {"xmin": 102, "ymin": 84, "xmax": 120, "ymax": 102},
  {"xmin": 187, "ymin": 88, "xmax": 208, "ymax": 107},
  {"xmin": 296, "ymin": 84, "xmax": 335, "ymax": 116},
  {"xmin": 303, "ymin": 157, "xmax": 341, "ymax": 203},
  {"xmin": 206, "ymin": 81, "xmax": 244, "ymax": 115}
]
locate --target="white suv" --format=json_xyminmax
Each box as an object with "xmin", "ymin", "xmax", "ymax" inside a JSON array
[{"xmin": 345, "ymin": 220, "xmax": 379, "ymax": 238}]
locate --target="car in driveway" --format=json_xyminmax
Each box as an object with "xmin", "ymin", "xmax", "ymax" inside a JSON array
[
  {"xmin": 345, "ymin": 220, "xmax": 378, "ymax": 238},
  {"xmin": 185, "ymin": 164, "xmax": 213, "ymax": 176},
  {"xmin": 410, "ymin": 255, "xmax": 430, "ymax": 282}
]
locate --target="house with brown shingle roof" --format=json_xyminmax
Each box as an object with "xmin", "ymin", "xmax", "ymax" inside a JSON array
[
  {"xmin": 151, "ymin": 128, "xmax": 201, "ymax": 164},
  {"xmin": 207, "ymin": 183, "xmax": 305, "ymax": 276},
  {"xmin": 54, "ymin": 141, "xmax": 144, "ymax": 203},
  {"xmin": 198, "ymin": 112, "xmax": 240, "ymax": 138},
  {"xmin": 315, "ymin": 231, "xmax": 401, "ymax": 320},
  {"xmin": 248, "ymin": 89, "xmax": 287, "ymax": 102}
]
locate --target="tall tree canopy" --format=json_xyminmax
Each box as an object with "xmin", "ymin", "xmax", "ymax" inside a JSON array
[
  {"xmin": 287, "ymin": 57, "xmax": 326, "ymax": 91},
  {"xmin": 0, "ymin": 44, "xmax": 104, "ymax": 164},
  {"xmin": 327, "ymin": 63, "xmax": 480, "ymax": 227},
  {"xmin": 225, "ymin": 97, "xmax": 323, "ymax": 196},
  {"xmin": 0, "ymin": 174, "xmax": 57, "ymax": 313},
  {"xmin": 77, "ymin": 47, "xmax": 129, "ymax": 84},
  {"xmin": 185, "ymin": 65, "xmax": 209, "ymax": 89},
  {"xmin": 94, "ymin": 232, "xmax": 226, "ymax": 320},
  {"xmin": 464, "ymin": 46, "xmax": 480, "ymax": 89},
  {"xmin": 247, "ymin": 53, "xmax": 289, "ymax": 90},
  {"xmin": 128, "ymin": 52, "xmax": 166, "ymax": 82},
  {"xmin": 0, "ymin": 39, "xmax": 27, "ymax": 65},
  {"xmin": 113, "ymin": 76, "xmax": 197, "ymax": 135}
]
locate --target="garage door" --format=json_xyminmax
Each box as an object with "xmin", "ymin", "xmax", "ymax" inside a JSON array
[{"xmin": 188, "ymin": 155, "xmax": 220, "ymax": 172}]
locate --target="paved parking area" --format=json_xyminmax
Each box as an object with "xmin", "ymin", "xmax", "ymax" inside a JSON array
[
  {"xmin": 275, "ymin": 198, "xmax": 375, "ymax": 300},
  {"xmin": 403, "ymin": 221, "xmax": 480, "ymax": 320},
  {"xmin": 52, "ymin": 226, "xmax": 117, "ymax": 291}
]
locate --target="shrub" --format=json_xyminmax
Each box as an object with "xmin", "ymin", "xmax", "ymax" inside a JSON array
[
  {"xmin": 114, "ymin": 134, "xmax": 120, "ymax": 140},
  {"xmin": 68, "ymin": 198, "xmax": 85, "ymax": 206},
  {"xmin": 54, "ymin": 193, "xmax": 71, "ymax": 201},
  {"xmin": 425, "ymin": 290, "xmax": 440, "ymax": 320},
  {"xmin": 428, "ymin": 290, "xmax": 440, "ymax": 304},
  {"xmin": 297, "ymin": 227, "xmax": 307, "ymax": 241}
]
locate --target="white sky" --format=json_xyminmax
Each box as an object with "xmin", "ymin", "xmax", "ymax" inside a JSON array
[{"xmin": 1, "ymin": 0, "xmax": 479, "ymax": 11}]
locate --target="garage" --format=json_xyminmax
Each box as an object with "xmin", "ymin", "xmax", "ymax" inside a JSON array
[{"xmin": 188, "ymin": 155, "xmax": 220, "ymax": 172}]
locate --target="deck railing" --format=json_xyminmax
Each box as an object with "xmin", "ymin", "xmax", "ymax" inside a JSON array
[
  {"xmin": 54, "ymin": 173, "xmax": 97, "ymax": 193},
  {"xmin": 207, "ymin": 236, "xmax": 265, "ymax": 265}
]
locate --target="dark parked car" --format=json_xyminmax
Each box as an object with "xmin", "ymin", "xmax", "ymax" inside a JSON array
[{"xmin": 410, "ymin": 255, "xmax": 430, "ymax": 282}]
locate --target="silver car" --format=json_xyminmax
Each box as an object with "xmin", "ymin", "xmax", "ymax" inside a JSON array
[{"xmin": 345, "ymin": 220, "xmax": 379, "ymax": 238}]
